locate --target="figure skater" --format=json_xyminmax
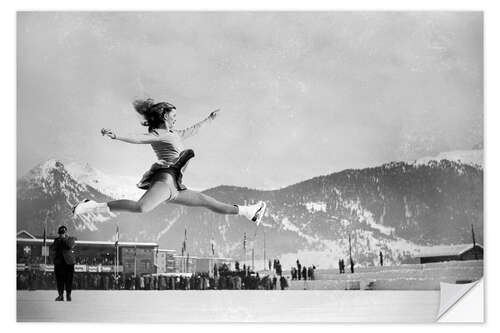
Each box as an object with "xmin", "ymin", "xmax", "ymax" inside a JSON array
[{"xmin": 72, "ymin": 98, "xmax": 266, "ymax": 224}]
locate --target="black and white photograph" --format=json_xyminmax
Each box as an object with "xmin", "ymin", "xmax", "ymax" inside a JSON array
[{"xmin": 15, "ymin": 11, "xmax": 483, "ymax": 323}]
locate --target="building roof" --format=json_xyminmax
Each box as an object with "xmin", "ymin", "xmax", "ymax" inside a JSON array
[
  {"xmin": 17, "ymin": 230, "xmax": 36, "ymax": 239},
  {"xmin": 17, "ymin": 236, "xmax": 160, "ymax": 248},
  {"xmin": 417, "ymin": 243, "xmax": 483, "ymax": 258},
  {"xmin": 158, "ymin": 249, "xmax": 176, "ymax": 253},
  {"xmin": 173, "ymin": 255, "xmax": 234, "ymax": 261},
  {"xmin": 76, "ymin": 240, "xmax": 159, "ymax": 247}
]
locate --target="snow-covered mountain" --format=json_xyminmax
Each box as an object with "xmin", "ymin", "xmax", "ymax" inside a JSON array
[
  {"xmin": 65, "ymin": 161, "xmax": 143, "ymax": 200},
  {"xmin": 17, "ymin": 159, "xmax": 118, "ymax": 239},
  {"xmin": 17, "ymin": 150, "xmax": 483, "ymax": 268}
]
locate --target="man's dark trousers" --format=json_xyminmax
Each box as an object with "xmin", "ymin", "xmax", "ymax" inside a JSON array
[{"xmin": 54, "ymin": 263, "xmax": 74, "ymax": 297}]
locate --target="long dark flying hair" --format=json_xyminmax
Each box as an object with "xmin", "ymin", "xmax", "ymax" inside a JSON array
[{"xmin": 133, "ymin": 98, "xmax": 176, "ymax": 134}]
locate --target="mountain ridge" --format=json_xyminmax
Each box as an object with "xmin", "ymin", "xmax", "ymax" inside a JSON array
[{"xmin": 17, "ymin": 149, "xmax": 483, "ymax": 268}]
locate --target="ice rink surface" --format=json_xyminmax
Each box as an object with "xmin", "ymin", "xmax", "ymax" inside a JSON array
[{"xmin": 17, "ymin": 290, "xmax": 440, "ymax": 323}]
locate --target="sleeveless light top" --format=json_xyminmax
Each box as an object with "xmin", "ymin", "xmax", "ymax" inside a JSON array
[
  {"xmin": 149, "ymin": 117, "xmax": 212, "ymax": 164},
  {"xmin": 150, "ymin": 130, "xmax": 184, "ymax": 164}
]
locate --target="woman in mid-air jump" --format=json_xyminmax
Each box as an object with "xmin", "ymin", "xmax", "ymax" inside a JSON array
[{"xmin": 72, "ymin": 98, "xmax": 266, "ymax": 224}]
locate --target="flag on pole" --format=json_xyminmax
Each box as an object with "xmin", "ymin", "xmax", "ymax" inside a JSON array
[
  {"xmin": 41, "ymin": 224, "xmax": 48, "ymax": 257},
  {"xmin": 243, "ymin": 232, "xmax": 247, "ymax": 250},
  {"xmin": 155, "ymin": 246, "xmax": 159, "ymax": 268},
  {"xmin": 115, "ymin": 224, "xmax": 119, "ymax": 248},
  {"xmin": 211, "ymin": 240, "xmax": 215, "ymax": 256},
  {"xmin": 181, "ymin": 228, "xmax": 187, "ymax": 256}
]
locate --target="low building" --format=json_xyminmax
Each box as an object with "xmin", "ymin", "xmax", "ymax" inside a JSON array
[
  {"xmin": 17, "ymin": 230, "xmax": 234, "ymax": 275},
  {"xmin": 173, "ymin": 255, "xmax": 234, "ymax": 274},
  {"xmin": 156, "ymin": 249, "xmax": 176, "ymax": 273},
  {"xmin": 17, "ymin": 230, "xmax": 160, "ymax": 275},
  {"xmin": 417, "ymin": 244, "xmax": 483, "ymax": 264}
]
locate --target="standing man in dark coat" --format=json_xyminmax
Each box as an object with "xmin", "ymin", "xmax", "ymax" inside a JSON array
[{"xmin": 50, "ymin": 225, "xmax": 76, "ymax": 301}]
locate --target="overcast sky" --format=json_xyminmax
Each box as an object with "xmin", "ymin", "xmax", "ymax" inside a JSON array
[{"xmin": 17, "ymin": 12, "xmax": 483, "ymax": 190}]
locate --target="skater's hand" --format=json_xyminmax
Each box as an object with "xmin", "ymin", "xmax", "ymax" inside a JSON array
[
  {"xmin": 101, "ymin": 128, "xmax": 117, "ymax": 139},
  {"xmin": 208, "ymin": 109, "xmax": 220, "ymax": 121}
]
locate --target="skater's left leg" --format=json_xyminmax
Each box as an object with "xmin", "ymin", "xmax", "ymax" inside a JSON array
[{"xmin": 170, "ymin": 190, "xmax": 238, "ymax": 215}]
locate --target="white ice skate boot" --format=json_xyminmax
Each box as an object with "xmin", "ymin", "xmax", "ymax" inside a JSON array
[
  {"xmin": 72, "ymin": 199, "xmax": 110, "ymax": 217},
  {"xmin": 238, "ymin": 201, "xmax": 267, "ymax": 226}
]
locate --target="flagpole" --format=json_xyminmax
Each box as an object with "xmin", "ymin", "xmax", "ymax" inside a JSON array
[
  {"xmin": 115, "ymin": 224, "xmax": 119, "ymax": 286},
  {"xmin": 472, "ymin": 224, "xmax": 478, "ymax": 260},
  {"xmin": 348, "ymin": 233, "xmax": 354, "ymax": 274},
  {"xmin": 243, "ymin": 232, "xmax": 247, "ymax": 267},
  {"xmin": 43, "ymin": 222, "xmax": 47, "ymax": 266},
  {"xmin": 471, "ymin": 224, "xmax": 476, "ymax": 247},
  {"xmin": 156, "ymin": 246, "xmax": 159, "ymax": 275},
  {"xmin": 134, "ymin": 245, "xmax": 137, "ymax": 278},
  {"xmin": 263, "ymin": 230, "xmax": 266, "ymax": 271},
  {"xmin": 184, "ymin": 228, "xmax": 188, "ymax": 273},
  {"xmin": 252, "ymin": 248, "xmax": 254, "ymax": 271},
  {"xmin": 43, "ymin": 211, "xmax": 48, "ymax": 266},
  {"xmin": 210, "ymin": 238, "xmax": 214, "ymax": 278}
]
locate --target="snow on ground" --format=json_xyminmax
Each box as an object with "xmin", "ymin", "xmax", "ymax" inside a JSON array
[
  {"xmin": 413, "ymin": 149, "xmax": 483, "ymax": 167},
  {"xmin": 17, "ymin": 290, "xmax": 439, "ymax": 322},
  {"xmin": 276, "ymin": 229, "xmax": 481, "ymax": 269},
  {"xmin": 305, "ymin": 260, "xmax": 483, "ymax": 290},
  {"xmin": 279, "ymin": 217, "xmax": 319, "ymax": 244},
  {"xmin": 280, "ymin": 217, "xmax": 300, "ymax": 233},
  {"xmin": 304, "ymin": 201, "xmax": 327, "ymax": 213},
  {"xmin": 342, "ymin": 199, "xmax": 395, "ymax": 236},
  {"xmin": 276, "ymin": 231, "xmax": 422, "ymax": 269}
]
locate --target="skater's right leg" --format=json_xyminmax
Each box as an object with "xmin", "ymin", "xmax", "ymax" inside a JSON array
[
  {"xmin": 170, "ymin": 190, "xmax": 266, "ymax": 224},
  {"xmin": 170, "ymin": 189, "xmax": 238, "ymax": 214}
]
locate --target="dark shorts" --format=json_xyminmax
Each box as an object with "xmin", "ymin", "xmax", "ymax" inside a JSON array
[{"xmin": 137, "ymin": 149, "xmax": 194, "ymax": 200}]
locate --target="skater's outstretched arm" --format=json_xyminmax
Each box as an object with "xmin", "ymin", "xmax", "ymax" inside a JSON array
[
  {"xmin": 100, "ymin": 128, "xmax": 167, "ymax": 144},
  {"xmin": 177, "ymin": 109, "xmax": 219, "ymax": 140}
]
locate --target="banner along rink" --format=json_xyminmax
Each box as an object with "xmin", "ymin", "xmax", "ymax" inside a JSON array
[{"xmin": 17, "ymin": 290, "xmax": 440, "ymax": 322}]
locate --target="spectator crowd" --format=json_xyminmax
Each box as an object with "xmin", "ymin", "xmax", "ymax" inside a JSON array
[
  {"xmin": 17, "ymin": 261, "xmax": 292, "ymax": 291},
  {"xmin": 290, "ymin": 259, "xmax": 316, "ymax": 281},
  {"xmin": 18, "ymin": 253, "xmax": 329, "ymax": 291}
]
